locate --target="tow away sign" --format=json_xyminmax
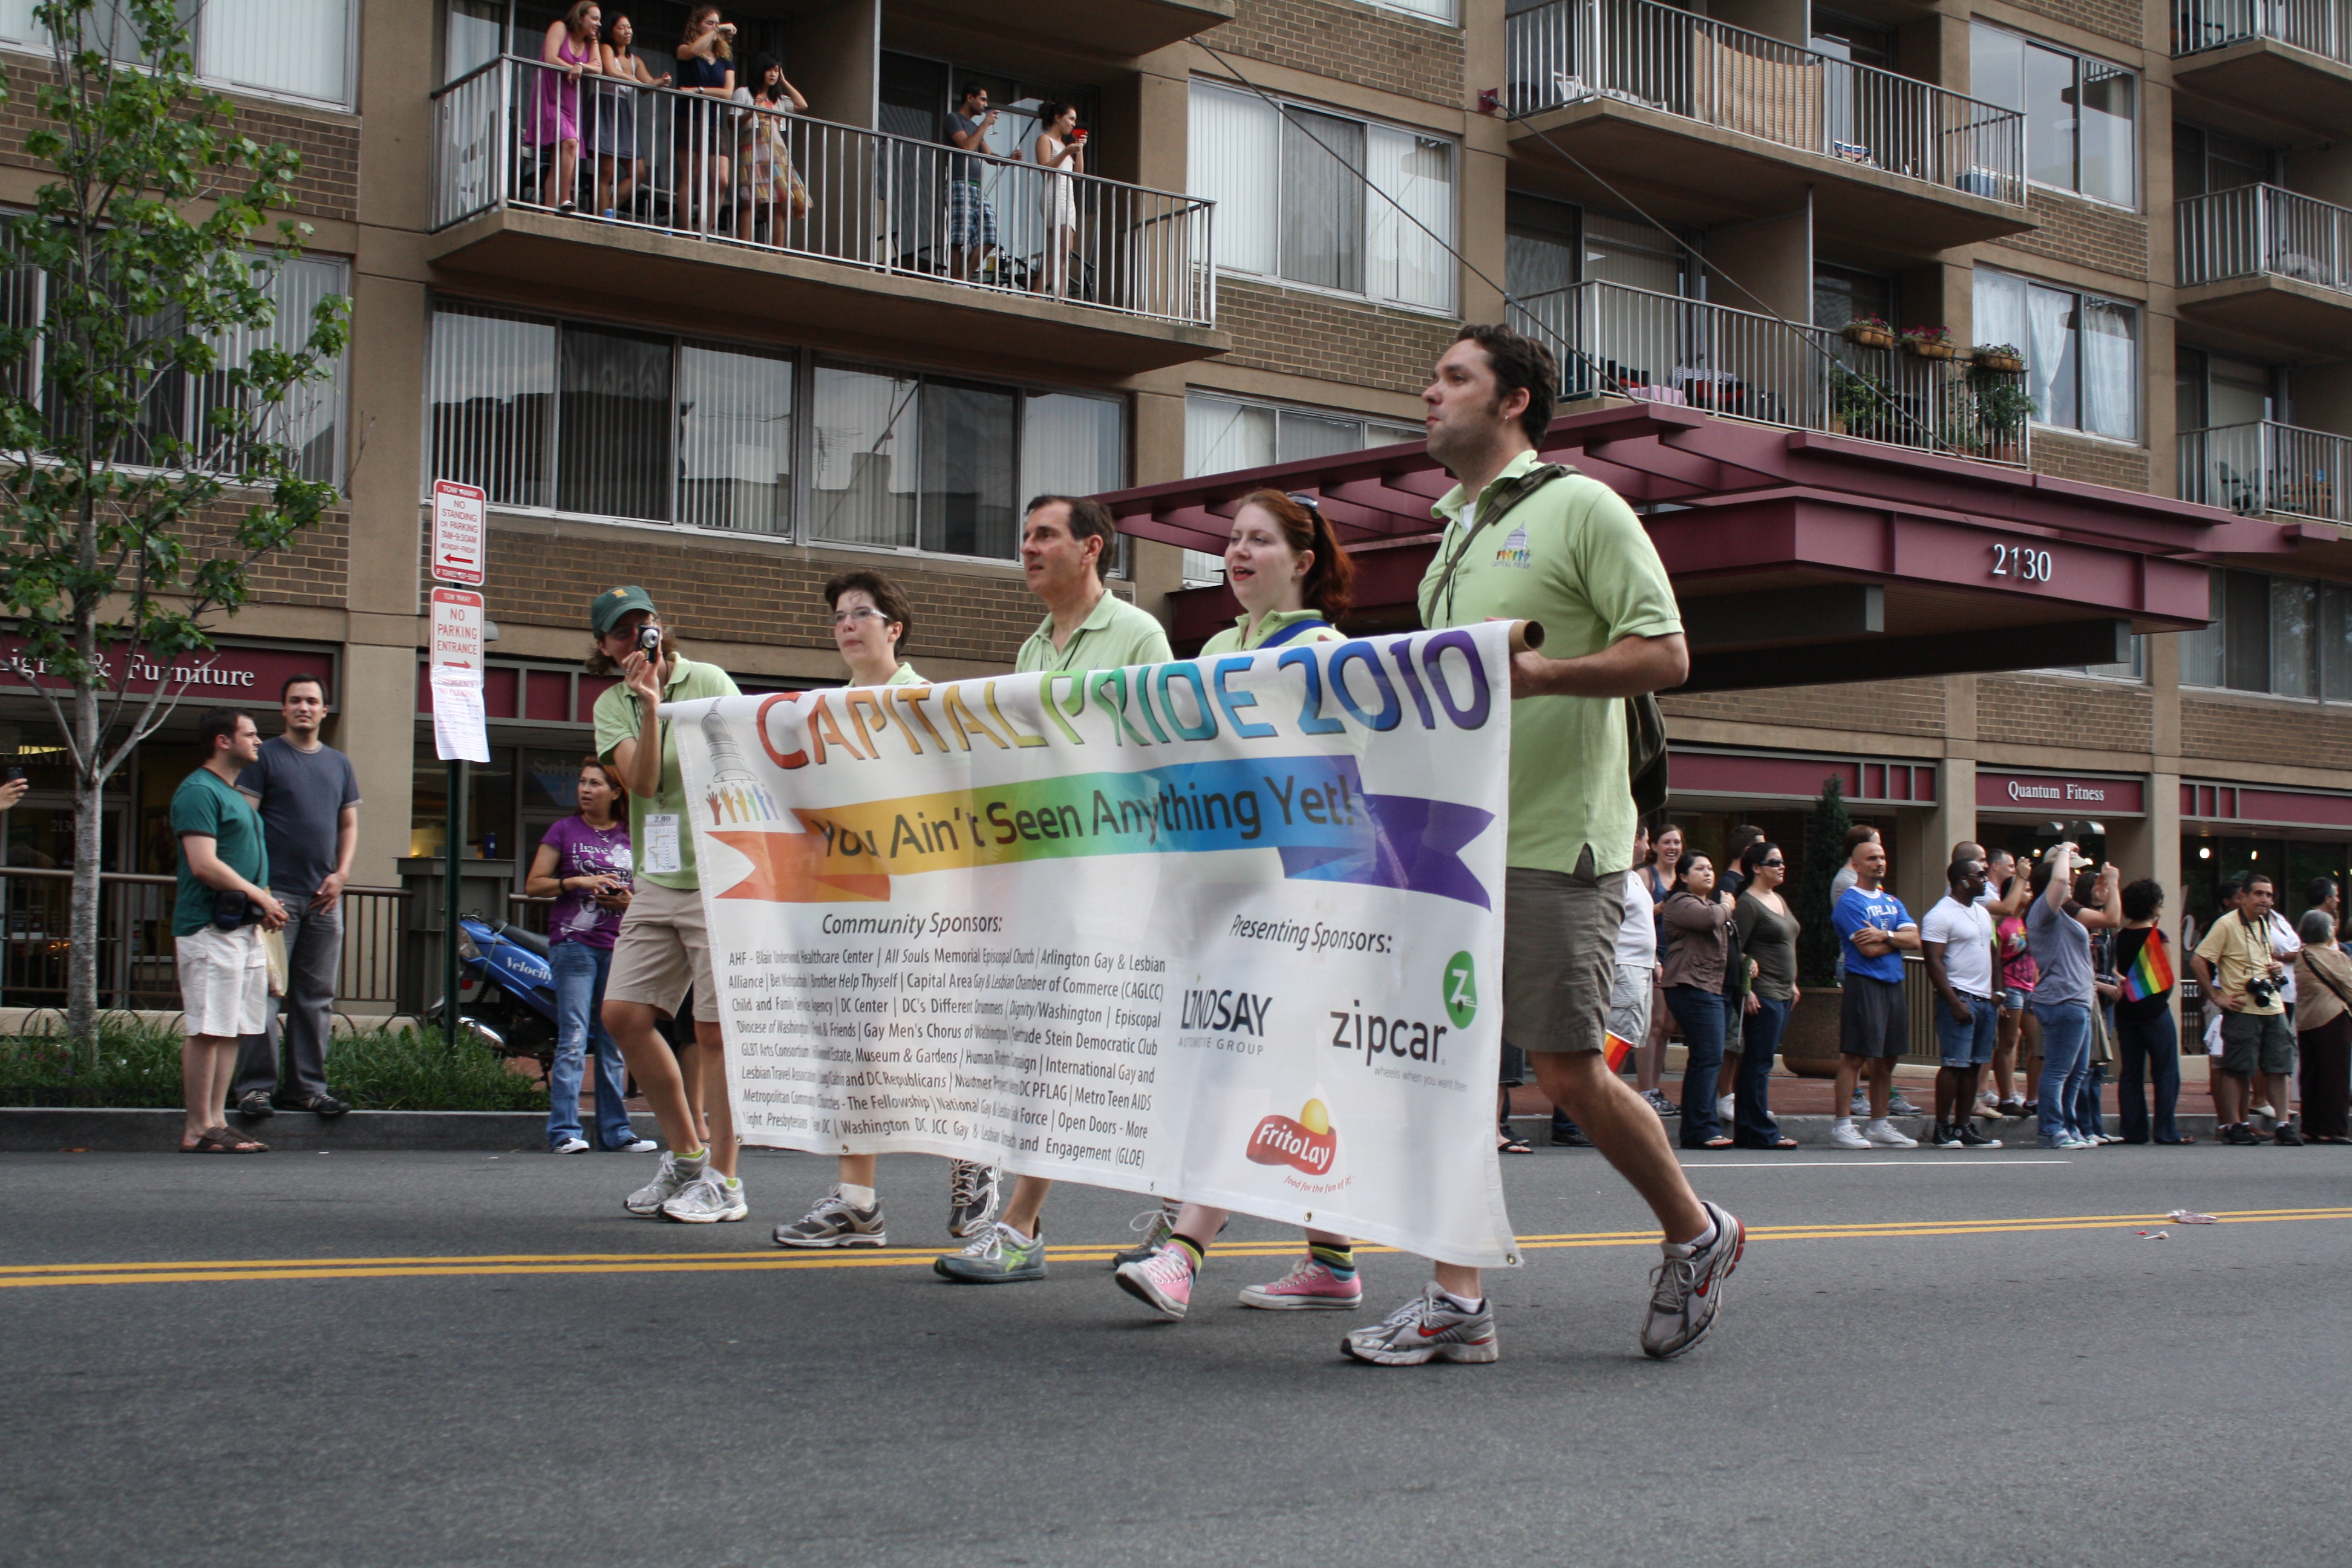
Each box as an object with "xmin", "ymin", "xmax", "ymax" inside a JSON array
[{"xmin": 430, "ymin": 479, "xmax": 486, "ymax": 586}]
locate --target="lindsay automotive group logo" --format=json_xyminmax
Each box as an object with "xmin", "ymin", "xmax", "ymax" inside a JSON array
[{"xmin": 1247, "ymin": 1098, "xmax": 1336, "ymax": 1175}]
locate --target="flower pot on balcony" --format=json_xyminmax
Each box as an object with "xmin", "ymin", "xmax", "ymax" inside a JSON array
[
  {"xmin": 1777, "ymin": 987, "xmax": 1843, "ymax": 1077},
  {"xmin": 1972, "ymin": 351, "xmax": 2023, "ymax": 373},
  {"xmin": 1842, "ymin": 324, "xmax": 1895, "ymax": 351},
  {"xmin": 1903, "ymin": 339, "xmax": 1956, "ymax": 360}
]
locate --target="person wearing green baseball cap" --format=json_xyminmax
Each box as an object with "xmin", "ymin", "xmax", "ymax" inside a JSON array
[{"xmin": 585, "ymin": 586, "xmax": 747, "ymax": 1224}]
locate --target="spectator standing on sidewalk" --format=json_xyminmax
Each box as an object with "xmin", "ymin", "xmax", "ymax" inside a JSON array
[
  {"xmin": 1829, "ymin": 836, "xmax": 1921, "ymax": 1149},
  {"xmin": 1922, "ymin": 855, "xmax": 2002, "ymax": 1148},
  {"xmin": 1981, "ymin": 847, "xmax": 2032, "ymax": 1118},
  {"xmin": 1661, "ymin": 852, "xmax": 1736, "ymax": 1149},
  {"xmin": 1711, "ymin": 825, "xmax": 1765, "ymax": 1125},
  {"xmin": 2194, "ymin": 871, "xmax": 2296, "ymax": 1146},
  {"xmin": 1730, "ymin": 838, "xmax": 1799, "ymax": 1149},
  {"xmin": 1556, "ymin": 823, "xmax": 1661, "ymax": 1148},
  {"xmin": 2292, "ymin": 909, "xmax": 2352, "ymax": 1143},
  {"xmin": 2304, "ymin": 879, "xmax": 2340, "ymax": 946},
  {"xmin": 175, "ymin": 710, "xmax": 287, "ymax": 1153},
  {"xmin": 230, "ymin": 676, "xmax": 357, "ymax": 1123},
  {"xmin": 526, "ymin": 757, "xmax": 653, "ymax": 1155},
  {"xmin": 2027, "ymin": 844, "xmax": 2121, "ymax": 1149},
  {"xmin": 1633, "ymin": 822, "xmax": 1682, "ymax": 1117},
  {"xmin": 2112, "ymin": 879, "xmax": 2187, "ymax": 1145}
]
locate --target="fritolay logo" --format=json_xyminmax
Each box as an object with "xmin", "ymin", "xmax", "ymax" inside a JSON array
[
  {"xmin": 1247, "ymin": 1098, "xmax": 1336, "ymax": 1175},
  {"xmin": 1493, "ymin": 524, "xmax": 1531, "ymax": 569}
]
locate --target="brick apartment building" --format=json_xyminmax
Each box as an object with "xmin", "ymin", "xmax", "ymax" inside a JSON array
[{"xmin": 4, "ymin": 0, "xmax": 2351, "ymax": 994}]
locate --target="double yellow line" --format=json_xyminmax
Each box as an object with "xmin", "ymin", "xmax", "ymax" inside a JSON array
[{"xmin": 2, "ymin": 1207, "xmax": 2344, "ymax": 1291}]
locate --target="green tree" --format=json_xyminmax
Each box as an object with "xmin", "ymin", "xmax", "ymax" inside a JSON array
[
  {"xmin": 1797, "ymin": 775, "xmax": 1852, "ymax": 986},
  {"xmin": 0, "ymin": 0, "xmax": 350, "ymax": 1061}
]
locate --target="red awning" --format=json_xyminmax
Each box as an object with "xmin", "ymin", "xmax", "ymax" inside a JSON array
[{"xmin": 1100, "ymin": 402, "xmax": 2313, "ymax": 690}]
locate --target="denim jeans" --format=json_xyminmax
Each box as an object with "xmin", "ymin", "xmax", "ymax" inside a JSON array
[
  {"xmin": 1734, "ymin": 996, "xmax": 1788, "ymax": 1145},
  {"xmin": 1668, "ymin": 984, "xmax": 1726, "ymax": 1146},
  {"xmin": 2031, "ymin": 999, "xmax": 2091, "ymax": 1144},
  {"xmin": 548, "ymin": 941, "xmax": 635, "ymax": 1149},
  {"xmin": 2114, "ymin": 1008, "xmax": 2181, "ymax": 1142},
  {"xmin": 232, "ymin": 900, "xmax": 342, "ymax": 1102},
  {"xmin": 2073, "ymin": 1059, "xmax": 2105, "ymax": 1140}
]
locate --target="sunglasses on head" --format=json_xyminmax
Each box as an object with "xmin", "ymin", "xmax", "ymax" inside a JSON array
[{"xmin": 1285, "ymin": 492, "xmax": 1324, "ymax": 521}]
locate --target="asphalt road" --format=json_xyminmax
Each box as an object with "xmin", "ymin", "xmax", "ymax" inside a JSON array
[{"xmin": 2, "ymin": 1143, "xmax": 2346, "ymax": 1567}]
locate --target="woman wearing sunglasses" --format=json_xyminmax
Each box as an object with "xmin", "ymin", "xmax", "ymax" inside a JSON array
[{"xmin": 1730, "ymin": 838, "xmax": 1801, "ymax": 1149}]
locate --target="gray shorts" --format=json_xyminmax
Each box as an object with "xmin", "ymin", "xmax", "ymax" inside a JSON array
[
  {"xmin": 1503, "ymin": 862, "xmax": 1622, "ymax": 1054},
  {"xmin": 1607, "ymin": 961, "xmax": 1652, "ymax": 1045}
]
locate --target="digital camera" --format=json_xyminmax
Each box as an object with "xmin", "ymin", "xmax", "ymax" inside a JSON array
[
  {"xmin": 636, "ymin": 623, "xmax": 662, "ymax": 654},
  {"xmin": 2246, "ymin": 976, "xmax": 2279, "ymax": 1008}
]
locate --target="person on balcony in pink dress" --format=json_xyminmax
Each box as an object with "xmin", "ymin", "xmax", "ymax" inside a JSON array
[{"xmin": 529, "ymin": 1, "xmax": 604, "ymax": 215}]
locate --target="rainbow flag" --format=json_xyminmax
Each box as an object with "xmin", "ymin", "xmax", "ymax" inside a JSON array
[
  {"xmin": 1604, "ymin": 1028, "xmax": 1638, "ymax": 1071},
  {"xmin": 2120, "ymin": 928, "xmax": 2174, "ymax": 1003}
]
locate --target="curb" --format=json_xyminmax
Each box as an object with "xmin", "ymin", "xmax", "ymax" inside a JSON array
[
  {"xmin": 1508, "ymin": 1112, "xmax": 2227, "ymax": 1149},
  {"xmin": 0, "ymin": 1107, "xmax": 660, "ymax": 1154}
]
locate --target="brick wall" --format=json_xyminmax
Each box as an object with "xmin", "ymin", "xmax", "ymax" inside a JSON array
[
  {"xmin": 2181, "ymin": 696, "xmax": 2352, "ymax": 773},
  {"xmin": 2030, "ymin": 427, "xmax": 2152, "ymax": 491},
  {"xmin": 1990, "ymin": 188, "xmax": 2148, "ymax": 283},
  {"xmin": 1977, "ymin": 672, "xmax": 2152, "ymax": 753},
  {"xmin": 1205, "ymin": 0, "xmax": 1465, "ymax": 109},
  {"xmin": 0, "ymin": 50, "xmax": 357, "ymax": 224},
  {"xmin": 1217, "ymin": 276, "xmax": 1460, "ymax": 397},
  {"xmin": 177, "ymin": 506, "xmax": 350, "ymax": 609},
  {"xmin": 475, "ymin": 520, "xmax": 1062, "ymax": 667},
  {"xmin": 1994, "ymin": 0, "xmax": 2145, "ymax": 47},
  {"xmin": 1663, "ymin": 678, "xmax": 1947, "ymax": 737}
]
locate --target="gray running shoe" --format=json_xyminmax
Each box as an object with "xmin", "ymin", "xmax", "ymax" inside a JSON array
[
  {"xmin": 773, "ymin": 1189, "xmax": 887, "ymax": 1249},
  {"xmin": 1111, "ymin": 1202, "xmax": 1180, "ymax": 1268},
  {"xmin": 933, "ymin": 1221, "xmax": 1047, "ymax": 1283},
  {"xmin": 624, "ymin": 1152, "xmax": 700, "ymax": 1217},
  {"xmin": 1341, "ymin": 1282, "xmax": 1498, "ymax": 1366},
  {"xmin": 1887, "ymin": 1092, "xmax": 1923, "ymax": 1117},
  {"xmin": 1641, "ymin": 1199, "xmax": 1745, "ymax": 1360},
  {"xmin": 1642, "ymin": 1088, "xmax": 1680, "ymax": 1118},
  {"xmin": 947, "ymin": 1161, "xmax": 1001, "ymax": 1239},
  {"xmin": 659, "ymin": 1169, "xmax": 747, "ymax": 1224}
]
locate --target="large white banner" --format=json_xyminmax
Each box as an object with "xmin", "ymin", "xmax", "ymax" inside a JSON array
[{"xmin": 670, "ymin": 623, "xmax": 1521, "ymax": 1266}]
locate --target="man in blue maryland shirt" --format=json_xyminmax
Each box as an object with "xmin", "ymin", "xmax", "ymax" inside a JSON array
[{"xmin": 1831, "ymin": 836, "xmax": 1921, "ymax": 1149}]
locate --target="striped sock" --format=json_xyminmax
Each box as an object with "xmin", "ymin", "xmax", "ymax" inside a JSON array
[
  {"xmin": 1170, "ymin": 1235, "xmax": 1206, "ymax": 1272},
  {"xmin": 1309, "ymin": 1243, "xmax": 1356, "ymax": 1279}
]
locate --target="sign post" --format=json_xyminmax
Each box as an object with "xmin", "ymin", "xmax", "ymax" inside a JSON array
[{"xmin": 428, "ymin": 570, "xmax": 489, "ymax": 1045}]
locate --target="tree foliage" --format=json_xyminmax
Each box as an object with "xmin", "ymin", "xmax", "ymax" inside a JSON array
[{"xmin": 1797, "ymin": 775, "xmax": 1852, "ymax": 987}]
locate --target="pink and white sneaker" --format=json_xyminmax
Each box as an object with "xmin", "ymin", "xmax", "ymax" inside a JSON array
[
  {"xmin": 1239, "ymin": 1255, "xmax": 1363, "ymax": 1310},
  {"xmin": 1114, "ymin": 1242, "xmax": 1196, "ymax": 1320}
]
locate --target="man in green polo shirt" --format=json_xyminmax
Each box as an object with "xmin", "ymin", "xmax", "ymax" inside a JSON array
[
  {"xmin": 1341, "ymin": 324, "xmax": 1745, "ymax": 1368},
  {"xmin": 935, "ymin": 494, "xmax": 1172, "ymax": 1284},
  {"xmin": 588, "ymin": 586, "xmax": 748, "ymax": 1224},
  {"xmin": 173, "ymin": 708, "xmax": 287, "ymax": 1152}
]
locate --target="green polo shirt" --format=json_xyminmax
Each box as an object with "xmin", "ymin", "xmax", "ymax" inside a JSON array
[
  {"xmin": 171, "ymin": 766, "xmax": 269, "ymax": 938},
  {"xmin": 592, "ymin": 653, "xmax": 741, "ymax": 890},
  {"xmin": 1198, "ymin": 608, "xmax": 1344, "ymax": 655},
  {"xmin": 1415, "ymin": 448, "xmax": 1682, "ymax": 880},
  {"xmin": 1014, "ymin": 587, "xmax": 1173, "ymax": 675}
]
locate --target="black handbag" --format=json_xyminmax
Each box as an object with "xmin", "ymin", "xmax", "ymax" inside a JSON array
[{"xmin": 211, "ymin": 889, "xmax": 255, "ymax": 930}]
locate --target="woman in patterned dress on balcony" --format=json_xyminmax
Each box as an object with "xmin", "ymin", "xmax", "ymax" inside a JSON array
[{"xmin": 530, "ymin": 1, "xmax": 604, "ymax": 215}]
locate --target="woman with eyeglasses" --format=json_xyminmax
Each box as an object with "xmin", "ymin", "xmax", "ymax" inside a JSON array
[
  {"xmin": 1731, "ymin": 839, "xmax": 1801, "ymax": 1149},
  {"xmin": 771, "ymin": 571, "xmax": 1006, "ymax": 1250},
  {"xmin": 1112, "ymin": 487, "xmax": 1370, "ymax": 1323}
]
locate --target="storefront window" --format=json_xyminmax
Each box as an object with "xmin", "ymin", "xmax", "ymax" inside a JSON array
[
  {"xmin": 411, "ymin": 745, "xmax": 520, "ymax": 867},
  {"xmin": 2181, "ymin": 835, "xmax": 2351, "ymax": 933}
]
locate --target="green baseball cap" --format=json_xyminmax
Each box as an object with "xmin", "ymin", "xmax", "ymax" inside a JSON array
[{"xmin": 589, "ymin": 584, "xmax": 658, "ymax": 637}]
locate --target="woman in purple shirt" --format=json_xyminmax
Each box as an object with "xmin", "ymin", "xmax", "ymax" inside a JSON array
[{"xmin": 527, "ymin": 757, "xmax": 651, "ymax": 1153}]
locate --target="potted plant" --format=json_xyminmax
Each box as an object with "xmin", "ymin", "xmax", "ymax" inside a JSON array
[
  {"xmin": 1780, "ymin": 776, "xmax": 1853, "ymax": 1077},
  {"xmin": 1831, "ymin": 364, "xmax": 1892, "ymax": 439},
  {"xmin": 1900, "ymin": 325, "xmax": 1956, "ymax": 359},
  {"xmin": 1970, "ymin": 342, "xmax": 2024, "ymax": 373},
  {"xmin": 1841, "ymin": 315, "xmax": 1895, "ymax": 351},
  {"xmin": 1967, "ymin": 357, "xmax": 2036, "ymax": 439}
]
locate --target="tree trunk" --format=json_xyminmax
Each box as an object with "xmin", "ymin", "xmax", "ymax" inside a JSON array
[{"xmin": 67, "ymin": 681, "xmax": 102, "ymax": 1070}]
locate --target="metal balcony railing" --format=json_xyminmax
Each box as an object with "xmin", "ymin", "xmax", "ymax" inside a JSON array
[
  {"xmin": 2178, "ymin": 183, "xmax": 2352, "ymax": 294},
  {"xmin": 430, "ymin": 56, "xmax": 1217, "ymax": 329},
  {"xmin": 2180, "ymin": 419, "xmax": 2352, "ymax": 523},
  {"xmin": 1508, "ymin": 280, "xmax": 2031, "ymax": 465},
  {"xmin": 2174, "ymin": 0, "xmax": 2352, "ymax": 62},
  {"xmin": 1504, "ymin": 0, "xmax": 2024, "ymax": 203}
]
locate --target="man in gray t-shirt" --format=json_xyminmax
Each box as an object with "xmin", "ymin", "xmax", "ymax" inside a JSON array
[
  {"xmin": 942, "ymin": 82, "xmax": 999, "ymax": 280},
  {"xmin": 231, "ymin": 675, "xmax": 361, "ymax": 1120}
]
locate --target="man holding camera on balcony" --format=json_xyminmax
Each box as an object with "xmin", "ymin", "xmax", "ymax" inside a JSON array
[{"xmin": 942, "ymin": 82, "xmax": 1001, "ymax": 283}]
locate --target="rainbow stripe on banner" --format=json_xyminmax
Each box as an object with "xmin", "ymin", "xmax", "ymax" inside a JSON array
[
  {"xmin": 708, "ymin": 753, "xmax": 1495, "ymax": 910},
  {"xmin": 2120, "ymin": 927, "xmax": 2174, "ymax": 1003}
]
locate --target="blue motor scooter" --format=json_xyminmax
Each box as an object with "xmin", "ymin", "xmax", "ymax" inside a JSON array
[{"xmin": 426, "ymin": 914, "xmax": 560, "ymax": 1075}]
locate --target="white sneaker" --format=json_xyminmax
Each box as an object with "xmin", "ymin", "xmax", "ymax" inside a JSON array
[
  {"xmin": 1864, "ymin": 1118, "xmax": 1918, "ymax": 1149},
  {"xmin": 659, "ymin": 1169, "xmax": 748, "ymax": 1224},
  {"xmin": 2252, "ymin": 1103, "xmax": 2278, "ymax": 1126},
  {"xmin": 1716, "ymin": 1094, "xmax": 1736, "ymax": 1123},
  {"xmin": 624, "ymin": 1151, "xmax": 700, "ymax": 1216},
  {"xmin": 612, "ymin": 1135, "xmax": 659, "ymax": 1153},
  {"xmin": 1829, "ymin": 1119, "xmax": 1871, "ymax": 1149},
  {"xmin": 550, "ymin": 1136, "xmax": 590, "ymax": 1154},
  {"xmin": 1849, "ymin": 1091, "xmax": 1869, "ymax": 1117}
]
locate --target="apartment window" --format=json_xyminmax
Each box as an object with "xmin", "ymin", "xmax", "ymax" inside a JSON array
[
  {"xmin": 1814, "ymin": 262, "xmax": 1894, "ymax": 332},
  {"xmin": 1974, "ymin": 269, "xmax": 2139, "ymax": 441},
  {"xmin": 0, "ymin": 0, "xmax": 354, "ymax": 107},
  {"xmin": 1970, "ymin": 24, "xmax": 2135, "ymax": 207},
  {"xmin": 425, "ymin": 302, "xmax": 794, "ymax": 534},
  {"xmin": 809, "ymin": 363, "xmax": 1123, "ymax": 561},
  {"xmin": 1179, "ymin": 392, "xmax": 1420, "ymax": 583},
  {"xmin": 2174, "ymin": 124, "xmax": 2276, "ymax": 200},
  {"xmin": 1189, "ymin": 82, "xmax": 1457, "ymax": 313},
  {"xmin": 2181, "ymin": 569, "xmax": 2352, "ymax": 700}
]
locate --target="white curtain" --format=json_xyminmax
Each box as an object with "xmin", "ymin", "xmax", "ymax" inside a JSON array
[
  {"xmin": 1181, "ymin": 395, "xmax": 1276, "ymax": 583},
  {"xmin": 811, "ymin": 365, "xmax": 921, "ymax": 548},
  {"xmin": 426, "ymin": 305, "xmax": 557, "ymax": 509},
  {"xmin": 2079, "ymin": 295, "xmax": 2138, "ymax": 440},
  {"xmin": 1188, "ymin": 84, "xmax": 1279, "ymax": 278},
  {"xmin": 1365, "ymin": 125, "xmax": 1455, "ymax": 310},
  {"xmin": 201, "ymin": 0, "xmax": 350, "ymax": 103},
  {"xmin": 2271, "ymin": 576, "xmax": 2316, "ymax": 697},
  {"xmin": 677, "ymin": 344, "xmax": 792, "ymax": 535},
  {"xmin": 2026, "ymin": 283, "xmax": 2076, "ymax": 430},
  {"xmin": 1021, "ymin": 392, "xmax": 1124, "ymax": 500}
]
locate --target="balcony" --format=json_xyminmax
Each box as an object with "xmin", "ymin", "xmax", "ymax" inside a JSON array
[
  {"xmin": 2174, "ymin": 0, "xmax": 2352, "ymax": 140},
  {"xmin": 426, "ymin": 57, "xmax": 1224, "ymax": 373},
  {"xmin": 1508, "ymin": 281, "xmax": 2030, "ymax": 465},
  {"xmin": 2177, "ymin": 185, "xmax": 2352, "ymax": 356},
  {"xmin": 1503, "ymin": 0, "xmax": 2030, "ymax": 247},
  {"xmin": 2181, "ymin": 419, "xmax": 2352, "ymax": 524}
]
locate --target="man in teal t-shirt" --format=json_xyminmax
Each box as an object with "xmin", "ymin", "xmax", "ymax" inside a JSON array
[{"xmin": 172, "ymin": 708, "xmax": 286, "ymax": 1152}]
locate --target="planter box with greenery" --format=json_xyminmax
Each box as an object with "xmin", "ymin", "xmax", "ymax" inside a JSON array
[
  {"xmin": 1, "ymin": 1022, "xmax": 550, "ymax": 1111},
  {"xmin": 1841, "ymin": 317, "xmax": 1896, "ymax": 351},
  {"xmin": 1782, "ymin": 776, "xmax": 1855, "ymax": 1077}
]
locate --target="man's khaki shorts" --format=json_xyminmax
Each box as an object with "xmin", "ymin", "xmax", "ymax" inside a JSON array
[
  {"xmin": 1503, "ymin": 860, "xmax": 1623, "ymax": 1055},
  {"xmin": 605, "ymin": 881, "xmax": 721, "ymax": 1024}
]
